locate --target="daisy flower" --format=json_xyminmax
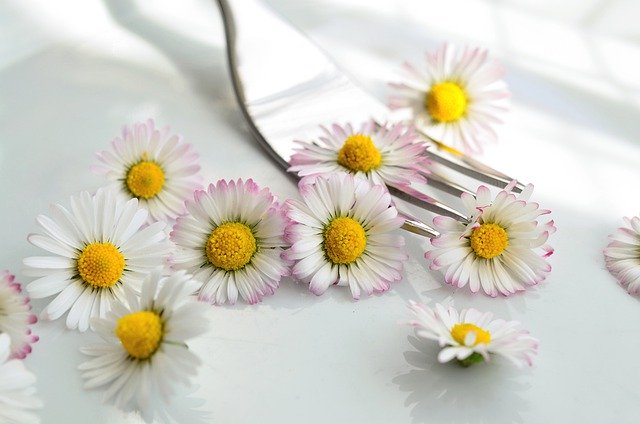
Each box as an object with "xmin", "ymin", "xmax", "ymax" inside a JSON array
[
  {"xmin": 604, "ymin": 214, "xmax": 640, "ymax": 295},
  {"xmin": 79, "ymin": 269, "xmax": 209, "ymax": 412},
  {"xmin": 406, "ymin": 301, "xmax": 538, "ymax": 368},
  {"xmin": 23, "ymin": 188, "xmax": 171, "ymax": 331},
  {"xmin": 171, "ymin": 179, "xmax": 290, "ymax": 305},
  {"xmin": 425, "ymin": 183, "xmax": 555, "ymax": 297},
  {"xmin": 0, "ymin": 333, "xmax": 43, "ymax": 424},
  {"xmin": 283, "ymin": 172, "xmax": 407, "ymax": 299},
  {"xmin": 390, "ymin": 43, "xmax": 509, "ymax": 154},
  {"xmin": 93, "ymin": 119, "xmax": 202, "ymax": 222},
  {"xmin": 0, "ymin": 271, "xmax": 38, "ymax": 359},
  {"xmin": 288, "ymin": 121, "xmax": 430, "ymax": 189}
]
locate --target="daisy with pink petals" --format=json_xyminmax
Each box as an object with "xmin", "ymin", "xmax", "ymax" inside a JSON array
[
  {"xmin": 0, "ymin": 271, "xmax": 38, "ymax": 359},
  {"xmin": 171, "ymin": 179, "xmax": 290, "ymax": 305},
  {"xmin": 390, "ymin": 44, "xmax": 509, "ymax": 154},
  {"xmin": 284, "ymin": 173, "xmax": 407, "ymax": 299},
  {"xmin": 0, "ymin": 333, "xmax": 42, "ymax": 423},
  {"xmin": 425, "ymin": 183, "xmax": 555, "ymax": 297},
  {"xmin": 406, "ymin": 301, "xmax": 538, "ymax": 368},
  {"xmin": 604, "ymin": 214, "xmax": 640, "ymax": 295},
  {"xmin": 93, "ymin": 119, "xmax": 202, "ymax": 222},
  {"xmin": 288, "ymin": 121, "xmax": 430, "ymax": 188}
]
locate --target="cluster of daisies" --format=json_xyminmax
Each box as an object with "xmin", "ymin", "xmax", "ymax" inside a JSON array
[
  {"xmin": 3, "ymin": 42, "xmax": 635, "ymax": 420},
  {"xmin": 1, "ymin": 44, "xmax": 549, "ymax": 420}
]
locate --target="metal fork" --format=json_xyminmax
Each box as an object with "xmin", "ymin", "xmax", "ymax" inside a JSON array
[{"xmin": 215, "ymin": 0, "xmax": 523, "ymax": 238}]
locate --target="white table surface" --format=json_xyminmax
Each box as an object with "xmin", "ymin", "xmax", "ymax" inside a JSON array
[{"xmin": 2, "ymin": 0, "xmax": 640, "ymax": 423}]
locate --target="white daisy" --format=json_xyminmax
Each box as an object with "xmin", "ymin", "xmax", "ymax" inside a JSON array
[
  {"xmin": 0, "ymin": 271, "xmax": 38, "ymax": 359},
  {"xmin": 406, "ymin": 301, "xmax": 538, "ymax": 368},
  {"xmin": 390, "ymin": 43, "xmax": 509, "ymax": 154},
  {"xmin": 425, "ymin": 183, "xmax": 555, "ymax": 297},
  {"xmin": 93, "ymin": 119, "xmax": 202, "ymax": 222},
  {"xmin": 171, "ymin": 179, "xmax": 290, "ymax": 305},
  {"xmin": 283, "ymin": 172, "xmax": 407, "ymax": 299},
  {"xmin": 288, "ymin": 121, "xmax": 430, "ymax": 189},
  {"xmin": 23, "ymin": 188, "xmax": 171, "ymax": 331},
  {"xmin": 79, "ymin": 269, "xmax": 209, "ymax": 413},
  {"xmin": 0, "ymin": 333, "xmax": 43, "ymax": 424},
  {"xmin": 604, "ymin": 214, "xmax": 640, "ymax": 295}
]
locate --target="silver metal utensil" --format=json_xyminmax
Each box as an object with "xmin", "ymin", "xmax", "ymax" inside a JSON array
[{"xmin": 215, "ymin": 0, "xmax": 522, "ymax": 238}]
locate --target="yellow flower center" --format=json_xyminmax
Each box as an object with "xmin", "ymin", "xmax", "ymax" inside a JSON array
[
  {"xmin": 115, "ymin": 311, "xmax": 163, "ymax": 360},
  {"xmin": 323, "ymin": 217, "xmax": 367, "ymax": 264},
  {"xmin": 470, "ymin": 223, "xmax": 509, "ymax": 259},
  {"xmin": 77, "ymin": 243, "xmax": 125, "ymax": 288},
  {"xmin": 206, "ymin": 222, "xmax": 257, "ymax": 271},
  {"xmin": 426, "ymin": 82, "xmax": 468, "ymax": 123},
  {"xmin": 337, "ymin": 134, "xmax": 382, "ymax": 173},
  {"xmin": 126, "ymin": 161, "xmax": 166, "ymax": 199},
  {"xmin": 451, "ymin": 323, "xmax": 491, "ymax": 346}
]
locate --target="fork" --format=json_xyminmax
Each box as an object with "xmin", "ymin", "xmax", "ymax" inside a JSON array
[{"xmin": 215, "ymin": 0, "xmax": 523, "ymax": 238}]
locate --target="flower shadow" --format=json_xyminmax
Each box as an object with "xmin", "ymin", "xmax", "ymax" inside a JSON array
[
  {"xmin": 393, "ymin": 335, "xmax": 531, "ymax": 424},
  {"xmin": 150, "ymin": 391, "xmax": 211, "ymax": 424},
  {"xmin": 117, "ymin": 385, "xmax": 211, "ymax": 424},
  {"xmin": 100, "ymin": 0, "xmax": 261, "ymax": 152},
  {"xmin": 196, "ymin": 276, "xmax": 336, "ymax": 313}
]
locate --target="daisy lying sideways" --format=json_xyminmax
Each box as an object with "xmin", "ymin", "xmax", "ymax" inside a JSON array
[
  {"xmin": 406, "ymin": 301, "xmax": 538, "ymax": 368},
  {"xmin": 79, "ymin": 269, "xmax": 209, "ymax": 417},
  {"xmin": 0, "ymin": 271, "xmax": 38, "ymax": 359},
  {"xmin": 389, "ymin": 43, "xmax": 510, "ymax": 155},
  {"xmin": 0, "ymin": 333, "xmax": 42, "ymax": 424},
  {"xmin": 425, "ymin": 182, "xmax": 556, "ymax": 297},
  {"xmin": 603, "ymin": 214, "xmax": 640, "ymax": 296}
]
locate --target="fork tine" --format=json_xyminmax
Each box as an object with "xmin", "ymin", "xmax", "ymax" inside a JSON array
[
  {"xmin": 373, "ymin": 118, "xmax": 517, "ymax": 195},
  {"xmin": 424, "ymin": 172, "xmax": 475, "ymax": 197},
  {"xmin": 425, "ymin": 139, "xmax": 525, "ymax": 192},
  {"xmin": 388, "ymin": 185, "xmax": 468, "ymax": 222},
  {"xmin": 400, "ymin": 214, "xmax": 439, "ymax": 238}
]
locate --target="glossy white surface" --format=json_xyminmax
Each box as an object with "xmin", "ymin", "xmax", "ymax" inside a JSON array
[{"xmin": 2, "ymin": 0, "xmax": 640, "ymax": 423}]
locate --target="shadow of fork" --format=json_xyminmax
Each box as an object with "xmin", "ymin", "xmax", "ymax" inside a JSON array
[{"xmin": 102, "ymin": 0, "xmax": 245, "ymax": 129}]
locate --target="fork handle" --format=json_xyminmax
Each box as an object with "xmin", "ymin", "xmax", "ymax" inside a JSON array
[
  {"xmin": 216, "ymin": 0, "xmax": 296, "ymax": 172},
  {"xmin": 216, "ymin": 0, "xmax": 443, "ymax": 240}
]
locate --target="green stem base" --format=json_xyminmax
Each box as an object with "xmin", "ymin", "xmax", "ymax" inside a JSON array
[{"xmin": 458, "ymin": 352, "xmax": 485, "ymax": 368}]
